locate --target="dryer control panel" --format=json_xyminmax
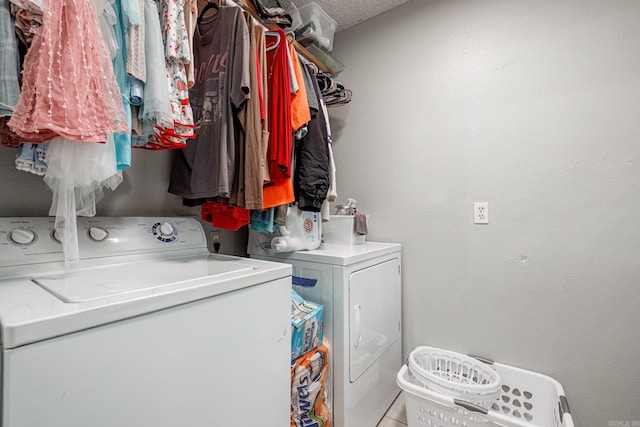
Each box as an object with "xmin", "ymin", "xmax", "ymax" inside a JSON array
[{"xmin": 0, "ymin": 217, "xmax": 207, "ymax": 268}]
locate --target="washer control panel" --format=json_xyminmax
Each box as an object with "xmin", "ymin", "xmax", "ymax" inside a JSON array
[{"xmin": 0, "ymin": 217, "xmax": 206, "ymax": 268}]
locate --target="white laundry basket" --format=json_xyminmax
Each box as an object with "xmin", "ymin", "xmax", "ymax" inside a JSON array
[
  {"xmin": 398, "ymin": 354, "xmax": 574, "ymax": 427},
  {"xmin": 408, "ymin": 346, "xmax": 502, "ymax": 405}
]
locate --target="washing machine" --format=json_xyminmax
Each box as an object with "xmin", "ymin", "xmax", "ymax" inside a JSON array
[
  {"xmin": 252, "ymin": 241, "xmax": 402, "ymax": 427},
  {"xmin": 0, "ymin": 217, "xmax": 291, "ymax": 427}
]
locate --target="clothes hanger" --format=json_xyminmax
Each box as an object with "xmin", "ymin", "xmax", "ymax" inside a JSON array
[
  {"xmin": 265, "ymin": 31, "xmax": 281, "ymax": 51},
  {"xmin": 285, "ymin": 32, "xmax": 295, "ymax": 44},
  {"xmin": 197, "ymin": 0, "xmax": 218, "ymax": 26}
]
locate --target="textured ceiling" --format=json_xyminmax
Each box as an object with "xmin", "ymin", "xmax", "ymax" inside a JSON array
[{"xmin": 286, "ymin": 0, "xmax": 411, "ymax": 32}]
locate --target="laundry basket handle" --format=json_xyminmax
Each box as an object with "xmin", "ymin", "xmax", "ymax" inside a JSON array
[
  {"xmin": 559, "ymin": 395, "xmax": 572, "ymax": 423},
  {"xmin": 468, "ymin": 354, "xmax": 494, "ymax": 365},
  {"xmin": 453, "ymin": 399, "xmax": 489, "ymax": 415}
]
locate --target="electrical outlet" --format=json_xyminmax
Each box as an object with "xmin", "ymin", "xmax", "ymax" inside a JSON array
[
  {"xmin": 209, "ymin": 230, "xmax": 221, "ymax": 252},
  {"xmin": 474, "ymin": 202, "xmax": 489, "ymax": 224}
]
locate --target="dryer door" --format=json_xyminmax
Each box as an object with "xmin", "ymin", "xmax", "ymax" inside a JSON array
[{"xmin": 348, "ymin": 258, "xmax": 401, "ymax": 382}]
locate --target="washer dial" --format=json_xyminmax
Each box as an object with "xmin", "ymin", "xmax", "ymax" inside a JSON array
[
  {"xmin": 88, "ymin": 227, "xmax": 109, "ymax": 242},
  {"xmin": 152, "ymin": 222, "xmax": 177, "ymax": 242},
  {"xmin": 9, "ymin": 228, "xmax": 37, "ymax": 246}
]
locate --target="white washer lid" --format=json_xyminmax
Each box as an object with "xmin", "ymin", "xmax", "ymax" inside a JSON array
[{"xmin": 34, "ymin": 256, "xmax": 254, "ymax": 303}]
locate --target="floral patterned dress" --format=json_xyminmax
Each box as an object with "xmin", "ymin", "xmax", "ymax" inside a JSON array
[{"xmin": 153, "ymin": 0, "xmax": 195, "ymax": 148}]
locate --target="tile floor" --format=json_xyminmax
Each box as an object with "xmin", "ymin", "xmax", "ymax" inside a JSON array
[{"xmin": 377, "ymin": 392, "xmax": 408, "ymax": 427}]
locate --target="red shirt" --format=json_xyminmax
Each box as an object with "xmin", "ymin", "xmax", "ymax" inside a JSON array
[{"xmin": 265, "ymin": 30, "xmax": 292, "ymax": 181}]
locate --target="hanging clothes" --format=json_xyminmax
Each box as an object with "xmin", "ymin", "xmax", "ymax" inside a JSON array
[
  {"xmin": 289, "ymin": 44, "xmax": 311, "ymax": 132},
  {"xmin": 0, "ymin": 117, "xmax": 21, "ymax": 148},
  {"xmin": 1, "ymin": 0, "xmax": 21, "ymax": 116},
  {"xmin": 8, "ymin": 0, "xmax": 42, "ymax": 46},
  {"xmin": 118, "ymin": 0, "xmax": 140, "ymax": 23},
  {"xmin": 262, "ymin": 178, "xmax": 294, "ymax": 209},
  {"xmin": 293, "ymin": 62, "xmax": 330, "ymax": 212},
  {"xmin": 168, "ymin": 5, "xmax": 250, "ymax": 200},
  {"xmin": 0, "ymin": 0, "xmax": 21, "ymax": 148},
  {"xmin": 3, "ymin": 0, "xmax": 337, "ymax": 242},
  {"xmin": 229, "ymin": 10, "xmax": 265, "ymax": 210},
  {"xmin": 6, "ymin": 0, "xmax": 126, "ymax": 267},
  {"xmin": 94, "ymin": 0, "xmax": 118, "ymax": 59},
  {"xmin": 300, "ymin": 57, "xmax": 319, "ymax": 112},
  {"xmin": 201, "ymin": 201, "xmax": 250, "ymax": 231},
  {"xmin": 183, "ymin": 0, "xmax": 197, "ymax": 88},
  {"xmin": 15, "ymin": 142, "xmax": 47, "ymax": 175},
  {"xmin": 131, "ymin": 0, "xmax": 172, "ymax": 149},
  {"xmin": 255, "ymin": 24, "xmax": 269, "ymax": 183},
  {"xmin": 249, "ymin": 207, "xmax": 275, "ymax": 233},
  {"xmin": 7, "ymin": 0, "xmax": 128, "ymax": 143},
  {"xmin": 249, "ymin": 0, "xmax": 291, "ymax": 26},
  {"xmin": 259, "ymin": 28, "xmax": 295, "ymax": 210},
  {"xmin": 264, "ymin": 28, "xmax": 292, "ymax": 182},
  {"xmin": 154, "ymin": 0, "xmax": 195, "ymax": 148},
  {"xmin": 45, "ymin": 136, "xmax": 122, "ymax": 268},
  {"xmin": 126, "ymin": 0, "xmax": 146, "ymax": 83},
  {"xmin": 96, "ymin": 0, "xmax": 133, "ymax": 171}
]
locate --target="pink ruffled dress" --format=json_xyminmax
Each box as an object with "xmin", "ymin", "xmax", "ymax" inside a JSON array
[{"xmin": 8, "ymin": 0, "xmax": 128, "ymax": 143}]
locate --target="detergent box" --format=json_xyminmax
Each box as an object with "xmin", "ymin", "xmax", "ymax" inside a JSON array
[{"xmin": 291, "ymin": 289, "xmax": 324, "ymax": 360}]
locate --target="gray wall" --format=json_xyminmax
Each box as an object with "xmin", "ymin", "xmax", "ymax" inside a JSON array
[
  {"xmin": 0, "ymin": 149, "xmax": 193, "ymax": 216},
  {"xmin": 330, "ymin": 0, "xmax": 640, "ymax": 425}
]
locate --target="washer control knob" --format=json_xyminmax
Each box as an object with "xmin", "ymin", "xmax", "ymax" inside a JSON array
[
  {"xmin": 152, "ymin": 222, "xmax": 177, "ymax": 242},
  {"xmin": 52, "ymin": 229, "xmax": 62, "ymax": 243},
  {"xmin": 9, "ymin": 228, "xmax": 36, "ymax": 245},
  {"xmin": 88, "ymin": 227, "xmax": 109, "ymax": 242},
  {"xmin": 159, "ymin": 222, "xmax": 175, "ymax": 237}
]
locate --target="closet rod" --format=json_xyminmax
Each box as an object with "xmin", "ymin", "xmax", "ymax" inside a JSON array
[
  {"xmin": 196, "ymin": 0, "xmax": 334, "ymax": 75},
  {"xmin": 197, "ymin": 0, "xmax": 264, "ymax": 29}
]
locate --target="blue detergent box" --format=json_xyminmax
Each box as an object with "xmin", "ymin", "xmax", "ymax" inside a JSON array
[{"xmin": 291, "ymin": 289, "xmax": 324, "ymax": 360}]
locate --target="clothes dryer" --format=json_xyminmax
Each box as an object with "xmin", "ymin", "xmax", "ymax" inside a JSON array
[{"xmin": 252, "ymin": 242, "xmax": 402, "ymax": 427}]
